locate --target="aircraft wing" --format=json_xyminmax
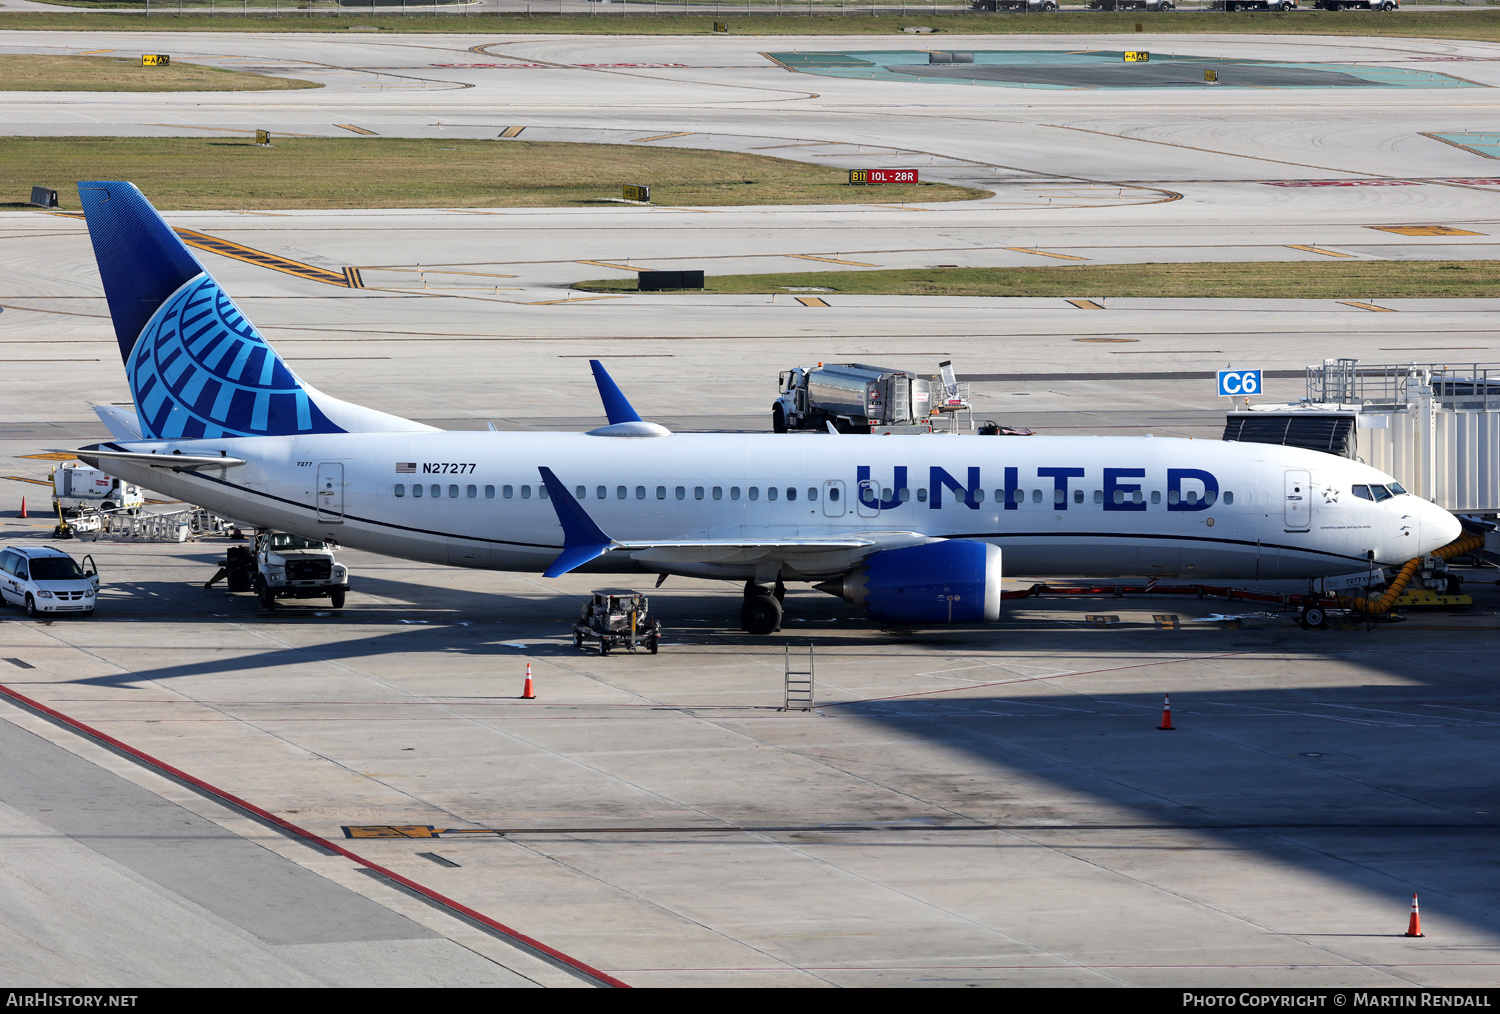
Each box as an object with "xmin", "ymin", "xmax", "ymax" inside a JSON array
[{"xmin": 536, "ymin": 467, "xmax": 928, "ymax": 577}]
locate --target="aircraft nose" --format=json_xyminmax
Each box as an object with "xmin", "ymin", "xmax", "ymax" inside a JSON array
[{"xmin": 1420, "ymin": 502, "xmax": 1462, "ymax": 555}]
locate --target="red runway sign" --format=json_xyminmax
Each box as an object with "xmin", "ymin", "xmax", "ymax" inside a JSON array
[{"xmin": 849, "ymin": 169, "xmax": 919, "ymax": 185}]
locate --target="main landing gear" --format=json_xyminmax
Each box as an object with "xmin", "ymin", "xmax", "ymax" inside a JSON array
[{"xmin": 741, "ymin": 576, "xmax": 786, "ymax": 635}]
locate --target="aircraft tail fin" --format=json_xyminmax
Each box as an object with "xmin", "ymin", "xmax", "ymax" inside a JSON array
[{"xmin": 77, "ymin": 181, "xmax": 434, "ymax": 440}]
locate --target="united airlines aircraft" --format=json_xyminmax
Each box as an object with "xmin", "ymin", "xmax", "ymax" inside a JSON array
[{"xmin": 71, "ymin": 182, "xmax": 1462, "ymax": 633}]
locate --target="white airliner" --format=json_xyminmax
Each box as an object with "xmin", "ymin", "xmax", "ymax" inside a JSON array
[{"xmin": 71, "ymin": 181, "xmax": 1462, "ymax": 632}]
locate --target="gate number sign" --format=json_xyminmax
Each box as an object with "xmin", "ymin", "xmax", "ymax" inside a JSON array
[
  {"xmin": 849, "ymin": 169, "xmax": 919, "ymax": 185},
  {"xmin": 1217, "ymin": 369, "xmax": 1262, "ymax": 397}
]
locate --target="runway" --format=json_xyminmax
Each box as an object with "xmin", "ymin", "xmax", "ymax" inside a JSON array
[{"xmin": 2, "ymin": 24, "xmax": 1500, "ymax": 989}]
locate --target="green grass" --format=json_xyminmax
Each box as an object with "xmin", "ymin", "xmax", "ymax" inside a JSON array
[
  {"xmin": 573, "ymin": 260, "xmax": 1500, "ymax": 298},
  {"xmin": 0, "ymin": 136, "xmax": 979, "ymax": 210},
  {"xmin": 8, "ymin": 9, "xmax": 1500, "ymax": 41},
  {"xmin": 0, "ymin": 53, "xmax": 319, "ymax": 91}
]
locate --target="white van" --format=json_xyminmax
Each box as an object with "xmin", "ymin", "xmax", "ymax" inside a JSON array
[{"xmin": 0, "ymin": 547, "xmax": 98, "ymax": 617}]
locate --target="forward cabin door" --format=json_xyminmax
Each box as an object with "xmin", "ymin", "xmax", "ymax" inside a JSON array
[
  {"xmin": 1284, "ymin": 469, "xmax": 1310, "ymax": 531},
  {"xmin": 823, "ymin": 480, "xmax": 846, "ymax": 517},
  {"xmin": 316, "ymin": 462, "xmax": 345, "ymax": 523}
]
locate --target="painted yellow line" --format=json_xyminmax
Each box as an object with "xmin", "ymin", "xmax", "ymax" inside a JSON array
[
  {"xmin": 75, "ymin": 49, "xmax": 115, "ymax": 56},
  {"xmin": 1066, "ymin": 299, "xmax": 1106, "ymax": 310},
  {"xmin": 528, "ymin": 296, "xmax": 627, "ymax": 305},
  {"xmin": 4, "ymin": 475, "xmax": 53, "ymax": 488},
  {"xmin": 632, "ymin": 132, "xmax": 694, "ymax": 143},
  {"xmin": 499, "ymin": 126, "xmax": 526, "ymax": 138},
  {"xmin": 1286, "ymin": 244, "xmax": 1355, "ymax": 259},
  {"xmin": 1368, "ymin": 225, "xmax": 1483, "ymax": 237},
  {"xmin": 174, "ymin": 229, "xmax": 359, "ymax": 288},
  {"xmin": 144, "ymin": 123, "xmax": 326, "ymax": 138},
  {"xmin": 335, "ymin": 123, "xmax": 378, "ymax": 136},
  {"xmin": 795, "ymin": 296, "xmax": 830, "ymax": 307},
  {"xmin": 575, "ymin": 259, "xmax": 643, "ymax": 273},
  {"xmin": 1006, "ymin": 247, "xmax": 1090, "ymax": 262},
  {"xmin": 19, "ymin": 453, "xmax": 75, "ymax": 461},
  {"xmin": 1340, "ymin": 301, "xmax": 1396, "ymax": 312},
  {"xmin": 788, "ymin": 254, "xmax": 880, "ymax": 267}
]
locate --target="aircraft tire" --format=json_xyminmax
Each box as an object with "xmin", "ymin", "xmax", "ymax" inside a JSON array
[{"xmin": 742, "ymin": 594, "xmax": 783, "ymax": 636}]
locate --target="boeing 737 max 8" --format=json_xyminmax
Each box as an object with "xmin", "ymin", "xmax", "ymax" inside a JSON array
[{"xmin": 69, "ymin": 182, "xmax": 1463, "ymax": 632}]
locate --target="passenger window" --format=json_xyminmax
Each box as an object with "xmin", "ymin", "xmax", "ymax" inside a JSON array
[
  {"xmin": 395, "ymin": 484, "xmax": 405, "ymax": 497},
  {"xmin": 787, "ymin": 487, "xmax": 797, "ymax": 502},
  {"xmin": 749, "ymin": 487, "xmax": 759, "ymax": 501},
  {"xmin": 485, "ymin": 485, "xmax": 495, "ymax": 498},
  {"xmin": 1186, "ymin": 490, "xmax": 1199, "ymax": 505},
  {"xmin": 576, "ymin": 486, "xmax": 586, "ymax": 499},
  {"xmin": 539, "ymin": 485, "xmax": 548, "ymax": 500},
  {"xmin": 413, "ymin": 484, "xmax": 424, "ymax": 498},
  {"xmin": 1076, "ymin": 489, "xmax": 1086, "ymax": 504},
  {"xmin": 1054, "ymin": 488, "xmax": 1065, "ymax": 505},
  {"xmin": 900, "ymin": 488, "xmax": 911, "ymax": 502},
  {"xmin": 656, "ymin": 486, "xmax": 666, "ymax": 500},
  {"xmin": 617, "ymin": 486, "xmax": 627, "ymax": 500},
  {"xmin": 1132, "ymin": 490, "xmax": 1143, "ymax": 505},
  {"xmin": 430, "ymin": 484, "xmax": 440, "ymax": 498},
  {"xmin": 881, "ymin": 487, "xmax": 892, "ymax": 501},
  {"xmin": 730, "ymin": 487, "xmax": 740, "ymax": 501},
  {"xmin": 635, "ymin": 486, "xmax": 646, "ymax": 500},
  {"xmin": 502, "ymin": 485, "xmax": 513, "ymax": 499},
  {"xmin": 1150, "ymin": 490, "xmax": 1160, "ymax": 505},
  {"xmin": 521, "ymin": 485, "xmax": 531, "ymax": 499},
  {"xmin": 1032, "ymin": 489, "xmax": 1043, "ymax": 504},
  {"xmin": 1113, "ymin": 490, "xmax": 1124, "ymax": 505},
  {"xmin": 713, "ymin": 487, "xmax": 723, "ymax": 500},
  {"xmin": 676, "ymin": 486, "xmax": 685, "ymax": 500},
  {"xmin": 695, "ymin": 486, "xmax": 705, "ymax": 500},
  {"xmin": 808, "ymin": 488, "xmax": 818, "ymax": 502},
  {"xmin": 449, "ymin": 485, "xmax": 459, "ymax": 498},
  {"xmin": 597, "ymin": 486, "xmax": 607, "ymax": 500},
  {"xmin": 1167, "ymin": 490, "xmax": 1179, "ymax": 505},
  {"xmin": 467, "ymin": 485, "xmax": 477, "ymax": 498},
  {"xmin": 973, "ymin": 489, "xmax": 985, "ymax": 503},
  {"xmin": 827, "ymin": 487, "xmax": 838, "ymax": 502},
  {"xmin": 917, "ymin": 489, "xmax": 928, "ymax": 503},
  {"xmin": 1223, "ymin": 491, "xmax": 1234, "ymax": 505},
  {"xmin": 767, "ymin": 487, "xmax": 778, "ymax": 501},
  {"xmin": 1094, "ymin": 490, "xmax": 1104, "ymax": 504}
]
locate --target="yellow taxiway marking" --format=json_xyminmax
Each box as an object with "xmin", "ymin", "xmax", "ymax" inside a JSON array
[
  {"xmin": 1006, "ymin": 247, "xmax": 1090, "ymax": 261},
  {"xmin": 1340, "ymin": 301, "xmax": 1396, "ymax": 312},
  {"xmin": 1286, "ymin": 244, "xmax": 1355, "ymax": 258},
  {"xmin": 498, "ymin": 126, "xmax": 526, "ymax": 138},
  {"xmin": 19, "ymin": 453, "xmax": 75, "ymax": 461},
  {"xmin": 575, "ymin": 259, "xmax": 642, "ymax": 273},
  {"xmin": 144, "ymin": 123, "xmax": 326, "ymax": 138},
  {"xmin": 1368, "ymin": 225, "xmax": 1483, "ymax": 237},
  {"xmin": 4, "ymin": 475, "xmax": 53, "ymax": 488},
  {"xmin": 795, "ymin": 296, "xmax": 830, "ymax": 307},
  {"xmin": 75, "ymin": 49, "xmax": 115, "ymax": 56},
  {"xmin": 335, "ymin": 123, "xmax": 378, "ymax": 136},
  {"xmin": 174, "ymin": 229, "xmax": 362, "ymax": 288},
  {"xmin": 788, "ymin": 254, "xmax": 879, "ymax": 267},
  {"xmin": 1066, "ymin": 299, "xmax": 1106, "ymax": 310},
  {"xmin": 528, "ymin": 296, "xmax": 627, "ymax": 305},
  {"xmin": 632, "ymin": 132, "xmax": 695, "ymax": 143}
]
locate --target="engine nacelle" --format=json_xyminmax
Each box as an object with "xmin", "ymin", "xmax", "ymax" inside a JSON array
[{"xmin": 818, "ymin": 540, "xmax": 1002, "ymax": 624}]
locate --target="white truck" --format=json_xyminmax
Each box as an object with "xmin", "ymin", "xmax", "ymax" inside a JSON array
[
  {"xmin": 773, "ymin": 362, "xmax": 933, "ymax": 434},
  {"xmin": 51, "ymin": 462, "xmax": 143, "ymax": 516},
  {"xmin": 248, "ymin": 531, "xmax": 350, "ymax": 611}
]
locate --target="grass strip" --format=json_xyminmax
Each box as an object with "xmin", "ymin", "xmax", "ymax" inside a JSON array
[
  {"xmin": 0, "ymin": 136, "xmax": 978, "ymax": 210},
  {"xmin": 7, "ymin": 9, "xmax": 1500, "ymax": 41},
  {"xmin": 573, "ymin": 260, "xmax": 1500, "ymax": 298},
  {"xmin": 0, "ymin": 53, "xmax": 318, "ymax": 90}
]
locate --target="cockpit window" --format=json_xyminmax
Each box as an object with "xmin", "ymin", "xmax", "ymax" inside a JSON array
[
  {"xmin": 1388, "ymin": 481, "xmax": 1407, "ymax": 496},
  {"xmin": 1352, "ymin": 484, "xmax": 1372, "ymax": 500},
  {"xmin": 1370, "ymin": 485, "xmax": 1393, "ymax": 502}
]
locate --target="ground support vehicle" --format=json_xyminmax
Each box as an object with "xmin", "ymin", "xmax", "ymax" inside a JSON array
[
  {"xmin": 1312, "ymin": 0, "xmax": 1394, "ymax": 8},
  {"xmin": 51, "ymin": 462, "xmax": 142, "ymax": 516},
  {"xmin": 1088, "ymin": 0, "xmax": 1175, "ymax": 9},
  {"xmin": 1210, "ymin": 0, "xmax": 1296, "ymax": 9},
  {"xmin": 243, "ymin": 531, "xmax": 349, "ymax": 610},
  {"xmin": 574, "ymin": 591, "xmax": 661, "ymax": 654},
  {"xmin": 774, "ymin": 363, "xmax": 932, "ymax": 434},
  {"xmin": 0, "ymin": 546, "xmax": 97, "ymax": 618}
]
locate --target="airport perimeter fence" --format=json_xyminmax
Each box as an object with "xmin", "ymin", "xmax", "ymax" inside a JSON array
[{"xmin": 41, "ymin": 0, "xmax": 1496, "ymax": 20}]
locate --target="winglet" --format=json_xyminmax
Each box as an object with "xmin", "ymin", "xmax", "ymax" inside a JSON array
[
  {"xmin": 538, "ymin": 466, "xmax": 615, "ymax": 578},
  {"xmin": 589, "ymin": 360, "xmax": 643, "ymax": 425}
]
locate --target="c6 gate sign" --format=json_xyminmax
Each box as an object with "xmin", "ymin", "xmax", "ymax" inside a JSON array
[
  {"xmin": 1217, "ymin": 369, "xmax": 1263, "ymax": 397},
  {"xmin": 849, "ymin": 169, "xmax": 919, "ymax": 185}
]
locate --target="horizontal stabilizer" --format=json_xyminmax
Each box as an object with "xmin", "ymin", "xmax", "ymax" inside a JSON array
[
  {"xmin": 73, "ymin": 446, "xmax": 245, "ymax": 470},
  {"xmin": 93, "ymin": 405, "xmax": 143, "ymax": 441}
]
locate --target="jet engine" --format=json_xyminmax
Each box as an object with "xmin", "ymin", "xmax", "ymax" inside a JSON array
[{"xmin": 816, "ymin": 540, "xmax": 1002, "ymax": 624}]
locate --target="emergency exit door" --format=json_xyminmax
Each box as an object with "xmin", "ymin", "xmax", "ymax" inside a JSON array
[
  {"xmin": 316, "ymin": 462, "xmax": 344, "ymax": 522},
  {"xmin": 1284, "ymin": 469, "xmax": 1310, "ymax": 531}
]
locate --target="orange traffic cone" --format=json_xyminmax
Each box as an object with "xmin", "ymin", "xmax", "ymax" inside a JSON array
[
  {"xmin": 1158, "ymin": 694, "xmax": 1174, "ymax": 731},
  {"xmin": 521, "ymin": 662, "xmax": 535, "ymax": 700},
  {"xmin": 1405, "ymin": 893, "xmax": 1424, "ymax": 937},
  {"xmin": 19, "ymin": 497, "xmax": 25, "ymax": 519}
]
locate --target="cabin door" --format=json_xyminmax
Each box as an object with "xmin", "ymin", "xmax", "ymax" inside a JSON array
[
  {"xmin": 1284, "ymin": 470, "xmax": 1310, "ymax": 531},
  {"xmin": 316, "ymin": 463, "xmax": 345, "ymax": 523}
]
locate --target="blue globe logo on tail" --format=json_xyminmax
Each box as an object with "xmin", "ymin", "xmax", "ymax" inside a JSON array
[{"xmin": 129, "ymin": 273, "xmax": 342, "ymax": 439}]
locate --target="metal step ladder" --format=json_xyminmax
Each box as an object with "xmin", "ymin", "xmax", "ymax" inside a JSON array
[{"xmin": 783, "ymin": 643, "xmax": 814, "ymax": 711}]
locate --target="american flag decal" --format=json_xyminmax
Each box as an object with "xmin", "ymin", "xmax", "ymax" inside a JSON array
[{"xmin": 396, "ymin": 462, "xmax": 416, "ymax": 473}]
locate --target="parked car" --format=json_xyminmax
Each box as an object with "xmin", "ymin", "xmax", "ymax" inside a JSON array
[{"xmin": 0, "ymin": 546, "xmax": 98, "ymax": 618}]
